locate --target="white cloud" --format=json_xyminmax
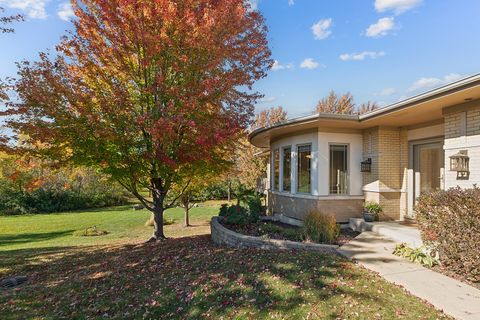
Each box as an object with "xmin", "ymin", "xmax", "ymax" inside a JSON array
[
  {"xmin": 300, "ymin": 58, "xmax": 321, "ymax": 70},
  {"xmin": 374, "ymin": 0, "xmax": 423, "ymax": 15},
  {"xmin": 57, "ymin": 2, "xmax": 74, "ymax": 21},
  {"xmin": 311, "ymin": 18, "xmax": 332, "ymax": 40},
  {"xmin": 271, "ymin": 60, "xmax": 293, "ymax": 71},
  {"xmin": 0, "ymin": 0, "xmax": 49, "ymax": 19},
  {"xmin": 366, "ymin": 17, "xmax": 396, "ymax": 38},
  {"xmin": 339, "ymin": 51, "xmax": 385, "ymax": 61},
  {"xmin": 259, "ymin": 96, "xmax": 277, "ymax": 103},
  {"xmin": 408, "ymin": 73, "xmax": 464, "ymax": 92},
  {"xmin": 288, "ymin": 0, "xmax": 294, "ymax": 5},
  {"xmin": 379, "ymin": 87, "xmax": 397, "ymax": 96}
]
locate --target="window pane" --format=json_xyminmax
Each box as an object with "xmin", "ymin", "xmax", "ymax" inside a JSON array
[
  {"xmin": 297, "ymin": 145, "xmax": 311, "ymax": 193},
  {"xmin": 273, "ymin": 149, "xmax": 279, "ymax": 191},
  {"xmin": 330, "ymin": 145, "xmax": 348, "ymax": 194},
  {"xmin": 282, "ymin": 147, "xmax": 291, "ymax": 192}
]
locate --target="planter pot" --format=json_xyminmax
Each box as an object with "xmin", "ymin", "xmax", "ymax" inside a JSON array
[{"xmin": 363, "ymin": 211, "xmax": 378, "ymax": 222}]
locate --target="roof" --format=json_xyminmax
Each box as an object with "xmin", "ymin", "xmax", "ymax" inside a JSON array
[{"xmin": 249, "ymin": 73, "xmax": 480, "ymax": 148}]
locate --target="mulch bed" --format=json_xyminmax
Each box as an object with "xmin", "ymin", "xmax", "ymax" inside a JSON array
[{"xmin": 220, "ymin": 220, "xmax": 360, "ymax": 246}]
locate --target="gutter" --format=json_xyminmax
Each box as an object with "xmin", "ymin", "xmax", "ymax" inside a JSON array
[
  {"xmin": 359, "ymin": 73, "xmax": 480, "ymax": 120},
  {"xmin": 248, "ymin": 112, "xmax": 358, "ymax": 143}
]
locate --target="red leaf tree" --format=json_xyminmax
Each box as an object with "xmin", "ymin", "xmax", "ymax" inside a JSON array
[{"xmin": 0, "ymin": 0, "xmax": 271, "ymax": 241}]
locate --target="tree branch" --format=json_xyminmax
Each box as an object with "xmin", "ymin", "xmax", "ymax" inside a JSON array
[{"xmin": 164, "ymin": 178, "xmax": 192, "ymax": 210}]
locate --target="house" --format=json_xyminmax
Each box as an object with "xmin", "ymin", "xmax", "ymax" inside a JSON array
[{"xmin": 248, "ymin": 74, "xmax": 480, "ymax": 222}]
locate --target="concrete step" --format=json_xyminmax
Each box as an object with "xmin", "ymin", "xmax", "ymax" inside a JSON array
[{"xmin": 349, "ymin": 218, "xmax": 423, "ymax": 248}]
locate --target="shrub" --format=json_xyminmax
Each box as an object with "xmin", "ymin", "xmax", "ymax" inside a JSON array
[
  {"xmin": 302, "ymin": 209, "xmax": 340, "ymax": 244},
  {"xmin": 415, "ymin": 186, "xmax": 480, "ymax": 282},
  {"xmin": 0, "ymin": 168, "xmax": 129, "ymax": 215},
  {"xmin": 219, "ymin": 191, "xmax": 264, "ymax": 226},
  {"xmin": 219, "ymin": 204, "xmax": 249, "ymax": 225},
  {"xmin": 393, "ymin": 243, "xmax": 438, "ymax": 268}
]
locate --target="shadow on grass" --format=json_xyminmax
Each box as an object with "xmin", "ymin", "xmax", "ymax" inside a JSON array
[
  {"xmin": 0, "ymin": 230, "xmax": 75, "ymax": 247},
  {"xmin": 0, "ymin": 235, "xmax": 448, "ymax": 320}
]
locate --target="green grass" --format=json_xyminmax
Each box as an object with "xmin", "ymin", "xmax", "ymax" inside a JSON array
[
  {"xmin": 0, "ymin": 202, "xmax": 450, "ymax": 319},
  {"xmin": 0, "ymin": 203, "xmax": 220, "ymax": 251}
]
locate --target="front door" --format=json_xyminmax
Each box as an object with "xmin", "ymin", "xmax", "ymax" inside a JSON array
[{"xmin": 413, "ymin": 142, "xmax": 444, "ymax": 205}]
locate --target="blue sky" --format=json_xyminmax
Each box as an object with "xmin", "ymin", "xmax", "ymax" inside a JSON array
[{"xmin": 1, "ymin": 0, "xmax": 480, "ymax": 118}]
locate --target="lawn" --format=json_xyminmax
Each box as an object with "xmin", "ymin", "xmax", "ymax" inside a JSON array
[
  {"xmin": 0, "ymin": 203, "xmax": 450, "ymax": 319},
  {"xmin": 0, "ymin": 202, "xmax": 221, "ymax": 251}
]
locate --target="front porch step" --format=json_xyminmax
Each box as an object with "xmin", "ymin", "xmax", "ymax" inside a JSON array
[{"xmin": 349, "ymin": 218, "xmax": 423, "ymax": 248}]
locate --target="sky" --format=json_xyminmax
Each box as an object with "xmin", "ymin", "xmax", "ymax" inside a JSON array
[{"xmin": 1, "ymin": 0, "xmax": 480, "ymax": 118}]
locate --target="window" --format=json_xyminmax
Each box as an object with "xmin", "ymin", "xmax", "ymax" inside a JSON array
[
  {"xmin": 282, "ymin": 147, "xmax": 291, "ymax": 192},
  {"xmin": 297, "ymin": 145, "xmax": 311, "ymax": 193},
  {"xmin": 273, "ymin": 149, "xmax": 279, "ymax": 191},
  {"xmin": 330, "ymin": 144, "xmax": 348, "ymax": 194}
]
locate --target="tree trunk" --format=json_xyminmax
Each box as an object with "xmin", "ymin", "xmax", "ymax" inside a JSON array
[
  {"xmin": 151, "ymin": 205, "xmax": 166, "ymax": 240},
  {"xmin": 181, "ymin": 193, "xmax": 191, "ymax": 227},
  {"xmin": 184, "ymin": 206, "xmax": 190, "ymax": 227},
  {"xmin": 227, "ymin": 180, "xmax": 231, "ymax": 202}
]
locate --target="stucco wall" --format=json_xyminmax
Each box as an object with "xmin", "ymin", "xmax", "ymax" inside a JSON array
[
  {"xmin": 270, "ymin": 129, "xmax": 363, "ymax": 197},
  {"xmin": 317, "ymin": 131, "xmax": 363, "ymax": 196},
  {"xmin": 269, "ymin": 192, "xmax": 363, "ymax": 223},
  {"xmin": 444, "ymin": 101, "xmax": 480, "ymax": 188}
]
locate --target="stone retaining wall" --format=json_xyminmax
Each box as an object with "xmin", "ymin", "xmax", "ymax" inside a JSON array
[{"xmin": 211, "ymin": 217, "xmax": 338, "ymax": 253}]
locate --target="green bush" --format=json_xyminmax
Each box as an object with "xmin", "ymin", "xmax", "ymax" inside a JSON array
[
  {"xmin": 415, "ymin": 186, "xmax": 480, "ymax": 282},
  {"xmin": 198, "ymin": 182, "xmax": 229, "ymax": 200},
  {"xmin": 393, "ymin": 243, "xmax": 438, "ymax": 268},
  {"xmin": 0, "ymin": 169, "xmax": 129, "ymax": 215},
  {"xmin": 219, "ymin": 204, "xmax": 249, "ymax": 225},
  {"xmin": 302, "ymin": 209, "xmax": 340, "ymax": 244},
  {"xmin": 219, "ymin": 191, "xmax": 264, "ymax": 226}
]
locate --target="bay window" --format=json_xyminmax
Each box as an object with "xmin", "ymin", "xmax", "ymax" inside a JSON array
[{"xmin": 297, "ymin": 144, "xmax": 311, "ymax": 193}]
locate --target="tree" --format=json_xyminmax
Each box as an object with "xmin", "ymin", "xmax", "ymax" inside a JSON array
[
  {"xmin": 171, "ymin": 159, "xmax": 228, "ymax": 227},
  {"xmin": 0, "ymin": 0, "xmax": 271, "ymax": 241},
  {"xmin": 252, "ymin": 106, "xmax": 287, "ymax": 130},
  {"xmin": 0, "ymin": 7, "xmax": 23, "ymax": 34},
  {"xmin": 316, "ymin": 91, "xmax": 355, "ymax": 115},
  {"xmin": 315, "ymin": 91, "xmax": 380, "ymax": 115},
  {"xmin": 235, "ymin": 106, "xmax": 287, "ymax": 190},
  {"xmin": 358, "ymin": 101, "xmax": 379, "ymax": 115}
]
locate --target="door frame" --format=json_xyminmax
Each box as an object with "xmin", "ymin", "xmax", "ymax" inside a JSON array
[{"xmin": 407, "ymin": 137, "xmax": 444, "ymax": 216}]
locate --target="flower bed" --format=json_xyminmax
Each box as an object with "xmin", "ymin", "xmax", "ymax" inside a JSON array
[
  {"xmin": 218, "ymin": 219, "xmax": 359, "ymax": 246},
  {"xmin": 211, "ymin": 217, "xmax": 340, "ymax": 252}
]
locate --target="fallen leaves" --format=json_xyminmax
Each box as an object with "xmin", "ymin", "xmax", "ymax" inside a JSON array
[{"xmin": 0, "ymin": 235, "xmax": 452, "ymax": 319}]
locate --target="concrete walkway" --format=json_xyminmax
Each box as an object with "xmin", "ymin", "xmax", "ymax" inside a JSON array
[{"xmin": 339, "ymin": 231, "xmax": 480, "ymax": 320}]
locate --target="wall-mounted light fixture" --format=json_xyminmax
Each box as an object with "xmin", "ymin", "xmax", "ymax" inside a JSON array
[
  {"xmin": 449, "ymin": 150, "xmax": 469, "ymax": 179},
  {"xmin": 361, "ymin": 158, "xmax": 372, "ymax": 173}
]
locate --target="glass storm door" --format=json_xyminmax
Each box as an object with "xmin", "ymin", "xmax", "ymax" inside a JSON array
[{"xmin": 413, "ymin": 142, "xmax": 444, "ymax": 202}]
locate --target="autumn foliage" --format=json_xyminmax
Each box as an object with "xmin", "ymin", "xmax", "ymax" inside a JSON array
[
  {"xmin": 315, "ymin": 91, "xmax": 379, "ymax": 115},
  {"xmin": 0, "ymin": 0, "xmax": 271, "ymax": 239}
]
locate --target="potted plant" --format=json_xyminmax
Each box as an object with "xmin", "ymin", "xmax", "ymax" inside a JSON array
[{"xmin": 363, "ymin": 201, "xmax": 382, "ymax": 222}]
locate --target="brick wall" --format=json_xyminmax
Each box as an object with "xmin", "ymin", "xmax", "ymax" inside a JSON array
[
  {"xmin": 362, "ymin": 126, "xmax": 406, "ymax": 220},
  {"xmin": 444, "ymin": 101, "xmax": 480, "ymax": 189}
]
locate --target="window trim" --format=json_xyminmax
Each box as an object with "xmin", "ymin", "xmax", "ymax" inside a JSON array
[
  {"xmin": 328, "ymin": 143, "xmax": 350, "ymax": 195},
  {"xmin": 296, "ymin": 143, "xmax": 312, "ymax": 194},
  {"xmin": 272, "ymin": 148, "xmax": 280, "ymax": 191},
  {"xmin": 281, "ymin": 146, "xmax": 292, "ymax": 193}
]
